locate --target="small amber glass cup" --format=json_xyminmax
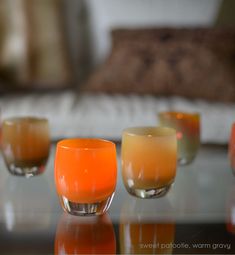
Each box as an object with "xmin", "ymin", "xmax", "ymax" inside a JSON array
[
  {"xmin": 54, "ymin": 138, "xmax": 117, "ymax": 216},
  {"xmin": 55, "ymin": 213, "xmax": 116, "ymax": 254},
  {"xmin": 1, "ymin": 117, "xmax": 50, "ymax": 177},
  {"xmin": 158, "ymin": 112, "xmax": 200, "ymax": 165},
  {"xmin": 121, "ymin": 126, "xmax": 177, "ymax": 198}
]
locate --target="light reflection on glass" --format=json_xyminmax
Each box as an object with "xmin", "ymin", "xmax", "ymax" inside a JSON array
[{"xmin": 3, "ymin": 176, "xmax": 51, "ymax": 233}]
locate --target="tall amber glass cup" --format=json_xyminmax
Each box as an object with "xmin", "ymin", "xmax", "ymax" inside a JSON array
[
  {"xmin": 1, "ymin": 117, "xmax": 50, "ymax": 177},
  {"xmin": 55, "ymin": 138, "xmax": 117, "ymax": 216},
  {"xmin": 121, "ymin": 126, "xmax": 177, "ymax": 198}
]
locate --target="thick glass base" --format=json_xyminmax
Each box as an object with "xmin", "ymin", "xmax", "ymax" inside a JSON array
[
  {"xmin": 125, "ymin": 184, "xmax": 172, "ymax": 199},
  {"xmin": 231, "ymin": 168, "xmax": 235, "ymax": 176},
  {"xmin": 59, "ymin": 193, "xmax": 114, "ymax": 216},
  {"xmin": 178, "ymin": 156, "xmax": 195, "ymax": 166},
  {"xmin": 7, "ymin": 163, "xmax": 45, "ymax": 178}
]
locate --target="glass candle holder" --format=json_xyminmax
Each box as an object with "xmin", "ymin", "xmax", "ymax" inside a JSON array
[
  {"xmin": 158, "ymin": 112, "xmax": 200, "ymax": 165},
  {"xmin": 1, "ymin": 117, "xmax": 50, "ymax": 177},
  {"xmin": 55, "ymin": 213, "xmax": 116, "ymax": 254},
  {"xmin": 54, "ymin": 138, "xmax": 117, "ymax": 216},
  {"xmin": 121, "ymin": 126, "xmax": 177, "ymax": 198},
  {"xmin": 229, "ymin": 123, "xmax": 235, "ymax": 175}
]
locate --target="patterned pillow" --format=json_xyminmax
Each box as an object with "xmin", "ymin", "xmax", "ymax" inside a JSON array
[{"xmin": 84, "ymin": 28, "xmax": 235, "ymax": 102}]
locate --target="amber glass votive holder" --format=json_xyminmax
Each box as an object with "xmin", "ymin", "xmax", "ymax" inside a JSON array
[
  {"xmin": 55, "ymin": 213, "xmax": 116, "ymax": 254},
  {"xmin": 229, "ymin": 123, "xmax": 235, "ymax": 175},
  {"xmin": 121, "ymin": 126, "xmax": 177, "ymax": 198},
  {"xmin": 158, "ymin": 112, "xmax": 200, "ymax": 165},
  {"xmin": 54, "ymin": 138, "xmax": 117, "ymax": 216},
  {"xmin": 1, "ymin": 117, "xmax": 50, "ymax": 177}
]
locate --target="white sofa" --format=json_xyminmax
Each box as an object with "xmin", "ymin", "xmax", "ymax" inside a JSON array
[{"xmin": 0, "ymin": 91, "xmax": 233, "ymax": 144}]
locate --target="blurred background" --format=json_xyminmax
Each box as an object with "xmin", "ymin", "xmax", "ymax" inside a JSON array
[{"xmin": 0, "ymin": 0, "xmax": 234, "ymax": 143}]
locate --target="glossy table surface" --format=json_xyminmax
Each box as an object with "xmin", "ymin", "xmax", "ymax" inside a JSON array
[{"xmin": 0, "ymin": 144, "xmax": 235, "ymax": 254}]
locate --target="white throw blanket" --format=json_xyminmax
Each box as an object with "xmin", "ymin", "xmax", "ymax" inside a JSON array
[{"xmin": 0, "ymin": 92, "xmax": 234, "ymax": 144}]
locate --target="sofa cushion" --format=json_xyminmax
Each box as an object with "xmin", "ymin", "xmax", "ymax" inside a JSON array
[
  {"xmin": 84, "ymin": 28, "xmax": 235, "ymax": 102},
  {"xmin": 0, "ymin": 92, "xmax": 234, "ymax": 144}
]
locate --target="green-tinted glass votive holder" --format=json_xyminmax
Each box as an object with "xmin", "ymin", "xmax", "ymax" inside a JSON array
[{"xmin": 158, "ymin": 112, "xmax": 200, "ymax": 165}]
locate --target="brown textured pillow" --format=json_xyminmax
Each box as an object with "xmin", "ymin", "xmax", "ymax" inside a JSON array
[{"xmin": 84, "ymin": 28, "xmax": 235, "ymax": 102}]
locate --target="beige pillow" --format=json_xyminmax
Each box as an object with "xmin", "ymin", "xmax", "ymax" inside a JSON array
[{"xmin": 0, "ymin": 0, "xmax": 71, "ymax": 90}]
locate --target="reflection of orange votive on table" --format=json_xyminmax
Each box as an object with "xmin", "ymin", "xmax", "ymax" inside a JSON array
[
  {"xmin": 55, "ymin": 213, "xmax": 116, "ymax": 254},
  {"xmin": 55, "ymin": 138, "xmax": 117, "ymax": 204}
]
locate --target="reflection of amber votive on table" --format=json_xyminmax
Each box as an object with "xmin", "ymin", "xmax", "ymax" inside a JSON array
[
  {"xmin": 158, "ymin": 112, "xmax": 200, "ymax": 165},
  {"xmin": 226, "ymin": 185, "xmax": 235, "ymax": 235},
  {"xmin": 119, "ymin": 221, "xmax": 175, "ymax": 254},
  {"xmin": 55, "ymin": 213, "xmax": 116, "ymax": 254},
  {"xmin": 1, "ymin": 117, "xmax": 50, "ymax": 177},
  {"xmin": 121, "ymin": 127, "xmax": 177, "ymax": 198},
  {"xmin": 55, "ymin": 138, "xmax": 117, "ymax": 216}
]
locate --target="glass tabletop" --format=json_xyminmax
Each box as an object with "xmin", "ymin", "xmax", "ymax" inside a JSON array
[{"xmin": 0, "ymin": 144, "xmax": 234, "ymax": 254}]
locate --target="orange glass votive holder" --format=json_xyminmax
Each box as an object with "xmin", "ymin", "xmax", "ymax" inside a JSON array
[
  {"xmin": 54, "ymin": 138, "xmax": 117, "ymax": 216},
  {"xmin": 1, "ymin": 117, "xmax": 50, "ymax": 177},
  {"xmin": 121, "ymin": 127, "xmax": 177, "ymax": 198}
]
